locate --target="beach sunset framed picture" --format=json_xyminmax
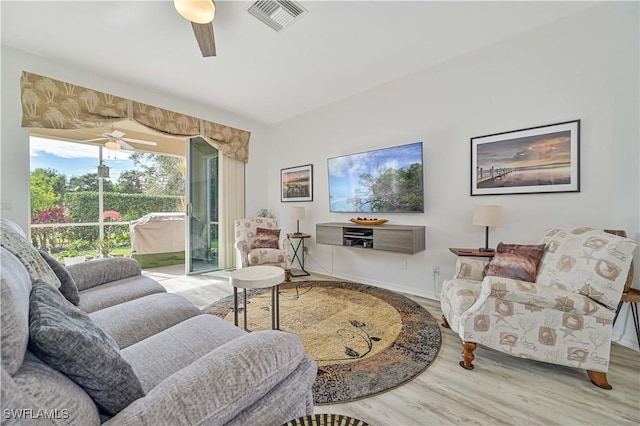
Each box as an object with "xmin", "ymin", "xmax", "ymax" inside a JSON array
[
  {"xmin": 471, "ymin": 120, "xmax": 580, "ymax": 196},
  {"xmin": 281, "ymin": 164, "xmax": 313, "ymax": 202}
]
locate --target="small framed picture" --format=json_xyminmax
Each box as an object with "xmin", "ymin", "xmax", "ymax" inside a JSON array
[
  {"xmin": 281, "ymin": 164, "xmax": 313, "ymax": 202},
  {"xmin": 471, "ymin": 120, "xmax": 580, "ymax": 196}
]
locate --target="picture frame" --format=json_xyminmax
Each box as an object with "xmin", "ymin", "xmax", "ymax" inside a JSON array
[
  {"xmin": 471, "ymin": 120, "xmax": 580, "ymax": 196},
  {"xmin": 281, "ymin": 164, "xmax": 313, "ymax": 202}
]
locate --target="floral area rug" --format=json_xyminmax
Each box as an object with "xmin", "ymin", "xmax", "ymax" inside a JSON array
[{"xmin": 203, "ymin": 281, "xmax": 441, "ymax": 404}]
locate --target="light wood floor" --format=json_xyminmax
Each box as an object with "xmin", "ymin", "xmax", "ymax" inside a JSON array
[{"xmin": 145, "ymin": 265, "xmax": 640, "ymax": 426}]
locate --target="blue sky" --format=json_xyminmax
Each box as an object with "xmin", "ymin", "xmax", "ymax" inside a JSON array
[
  {"xmin": 30, "ymin": 136, "xmax": 135, "ymax": 182},
  {"xmin": 328, "ymin": 141, "xmax": 423, "ymax": 198}
]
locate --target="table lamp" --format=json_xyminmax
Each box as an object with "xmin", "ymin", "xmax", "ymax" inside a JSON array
[
  {"xmin": 291, "ymin": 207, "xmax": 306, "ymax": 235},
  {"xmin": 472, "ymin": 205, "xmax": 503, "ymax": 252}
]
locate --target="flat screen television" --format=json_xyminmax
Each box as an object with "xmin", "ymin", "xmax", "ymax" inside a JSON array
[{"xmin": 327, "ymin": 141, "xmax": 424, "ymax": 213}]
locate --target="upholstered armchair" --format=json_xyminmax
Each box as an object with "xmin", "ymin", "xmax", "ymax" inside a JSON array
[
  {"xmin": 234, "ymin": 218, "xmax": 292, "ymax": 281},
  {"xmin": 441, "ymin": 227, "xmax": 637, "ymax": 389}
]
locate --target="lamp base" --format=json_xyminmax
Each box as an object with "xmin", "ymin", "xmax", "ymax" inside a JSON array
[{"xmin": 478, "ymin": 247, "xmax": 495, "ymax": 252}]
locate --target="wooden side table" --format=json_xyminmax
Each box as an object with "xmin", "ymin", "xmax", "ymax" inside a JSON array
[
  {"xmin": 287, "ymin": 233, "xmax": 311, "ymax": 277},
  {"xmin": 449, "ymin": 248, "xmax": 495, "ymax": 258}
]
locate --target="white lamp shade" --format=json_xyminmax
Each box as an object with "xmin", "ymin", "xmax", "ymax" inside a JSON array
[
  {"xmin": 174, "ymin": 0, "xmax": 216, "ymax": 24},
  {"xmin": 472, "ymin": 205, "xmax": 503, "ymax": 227},
  {"xmin": 105, "ymin": 140, "xmax": 121, "ymax": 151},
  {"xmin": 291, "ymin": 207, "xmax": 306, "ymax": 221}
]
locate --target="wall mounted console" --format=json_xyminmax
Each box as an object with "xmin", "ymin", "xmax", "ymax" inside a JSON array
[{"xmin": 316, "ymin": 222, "xmax": 425, "ymax": 254}]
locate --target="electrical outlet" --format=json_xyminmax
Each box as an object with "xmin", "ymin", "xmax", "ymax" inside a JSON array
[
  {"xmin": 433, "ymin": 265, "xmax": 440, "ymax": 275},
  {"xmin": 303, "ymin": 246, "xmax": 309, "ymax": 254},
  {"xmin": 401, "ymin": 260, "xmax": 407, "ymax": 269}
]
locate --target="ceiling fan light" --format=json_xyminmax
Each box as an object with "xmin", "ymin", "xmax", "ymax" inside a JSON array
[
  {"xmin": 174, "ymin": 0, "xmax": 215, "ymax": 24},
  {"xmin": 105, "ymin": 140, "xmax": 121, "ymax": 151}
]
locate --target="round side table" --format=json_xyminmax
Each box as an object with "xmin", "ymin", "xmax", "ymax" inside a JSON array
[{"xmin": 229, "ymin": 265, "xmax": 284, "ymax": 331}]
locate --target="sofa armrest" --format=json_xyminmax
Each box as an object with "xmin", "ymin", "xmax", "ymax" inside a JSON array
[
  {"xmin": 280, "ymin": 238, "xmax": 292, "ymax": 269},
  {"xmin": 480, "ymin": 275, "xmax": 613, "ymax": 319},
  {"xmin": 453, "ymin": 257, "xmax": 488, "ymax": 281},
  {"xmin": 67, "ymin": 257, "xmax": 142, "ymax": 291},
  {"xmin": 104, "ymin": 330, "xmax": 312, "ymax": 426}
]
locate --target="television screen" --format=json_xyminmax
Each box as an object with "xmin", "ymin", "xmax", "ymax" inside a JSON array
[{"xmin": 328, "ymin": 142, "xmax": 424, "ymax": 213}]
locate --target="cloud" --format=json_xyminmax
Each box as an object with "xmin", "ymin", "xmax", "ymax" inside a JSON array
[{"xmin": 30, "ymin": 136, "xmax": 131, "ymax": 160}]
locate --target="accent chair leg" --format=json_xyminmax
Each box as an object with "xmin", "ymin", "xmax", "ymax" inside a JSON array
[
  {"xmin": 587, "ymin": 370, "xmax": 612, "ymax": 390},
  {"xmin": 460, "ymin": 341, "xmax": 476, "ymax": 370},
  {"xmin": 441, "ymin": 315, "xmax": 450, "ymax": 329},
  {"xmin": 285, "ymin": 269, "xmax": 291, "ymax": 282}
]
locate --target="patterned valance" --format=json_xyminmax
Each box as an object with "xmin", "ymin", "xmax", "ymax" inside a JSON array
[{"xmin": 20, "ymin": 71, "xmax": 250, "ymax": 162}]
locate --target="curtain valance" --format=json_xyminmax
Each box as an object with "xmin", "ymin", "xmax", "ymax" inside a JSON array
[{"xmin": 20, "ymin": 71, "xmax": 250, "ymax": 162}]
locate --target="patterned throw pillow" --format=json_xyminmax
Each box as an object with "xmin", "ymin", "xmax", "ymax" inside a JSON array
[
  {"xmin": 0, "ymin": 226, "xmax": 61, "ymax": 288},
  {"xmin": 38, "ymin": 250, "xmax": 80, "ymax": 305},
  {"xmin": 251, "ymin": 228, "xmax": 281, "ymax": 249},
  {"xmin": 28, "ymin": 280, "xmax": 145, "ymax": 416},
  {"xmin": 484, "ymin": 242, "xmax": 546, "ymax": 282}
]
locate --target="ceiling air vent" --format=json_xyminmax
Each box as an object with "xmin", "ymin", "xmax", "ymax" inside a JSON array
[{"xmin": 248, "ymin": 0, "xmax": 307, "ymax": 32}]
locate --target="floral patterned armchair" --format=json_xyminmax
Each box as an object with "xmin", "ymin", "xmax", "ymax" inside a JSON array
[
  {"xmin": 234, "ymin": 218, "xmax": 292, "ymax": 280},
  {"xmin": 441, "ymin": 227, "xmax": 637, "ymax": 389}
]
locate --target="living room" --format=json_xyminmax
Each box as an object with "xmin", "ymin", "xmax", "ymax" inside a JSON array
[{"xmin": 1, "ymin": 1, "xmax": 639, "ymax": 425}]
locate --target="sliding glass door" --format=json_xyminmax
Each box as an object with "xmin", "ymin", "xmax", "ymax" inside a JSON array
[{"xmin": 186, "ymin": 137, "xmax": 219, "ymax": 273}]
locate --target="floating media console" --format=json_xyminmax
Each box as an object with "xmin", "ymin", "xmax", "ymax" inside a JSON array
[{"xmin": 316, "ymin": 222, "xmax": 425, "ymax": 254}]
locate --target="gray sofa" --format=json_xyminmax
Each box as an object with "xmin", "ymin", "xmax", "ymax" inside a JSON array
[{"xmin": 1, "ymin": 219, "xmax": 316, "ymax": 425}]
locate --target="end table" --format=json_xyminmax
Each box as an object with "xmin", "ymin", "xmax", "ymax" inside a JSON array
[{"xmin": 287, "ymin": 233, "xmax": 311, "ymax": 277}]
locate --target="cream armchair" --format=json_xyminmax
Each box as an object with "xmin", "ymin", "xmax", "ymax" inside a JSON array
[
  {"xmin": 441, "ymin": 227, "xmax": 636, "ymax": 389},
  {"xmin": 234, "ymin": 218, "xmax": 292, "ymax": 281}
]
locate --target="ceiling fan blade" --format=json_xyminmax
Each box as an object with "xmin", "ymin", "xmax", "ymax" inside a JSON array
[
  {"xmin": 80, "ymin": 137, "xmax": 107, "ymax": 143},
  {"xmin": 192, "ymin": 21, "xmax": 216, "ymax": 57},
  {"xmin": 122, "ymin": 137, "xmax": 157, "ymax": 146},
  {"xmin": 119, "ymin": 140, "xmax": 135, "ymax": 151},
  {"xmin": 109, "ymin": 130, "xmax": 126, "ymax": 138}
]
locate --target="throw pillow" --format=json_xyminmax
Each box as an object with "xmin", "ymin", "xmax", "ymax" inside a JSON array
[
  {"xmin": 38, "ymin": 250, "xmax": 80, "ymax": 305},
  {"xmin": 484, "ymin": 242, "xmax": 546, "ymax": 282},
  {"xmin": 0, "ymin": 226, "xmax": 61, "ymax": 288},
  {"xmin": 28, "ymin": 280, "xmax": 144, "ymax": 416},
  {"xmin": 251, "ymin": 228, "xmax": 281, "ymax": 249}
]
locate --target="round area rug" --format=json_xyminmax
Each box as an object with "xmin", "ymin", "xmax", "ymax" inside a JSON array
[
  {"xmin": 203, "ymin": 281, "xmax": 441, "ymax": 404},
  {"xmin": 283, "ymin": 413, "xmax": 369, "ymax": 426}
]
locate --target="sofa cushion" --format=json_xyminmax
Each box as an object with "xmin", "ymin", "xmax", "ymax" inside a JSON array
[
  {"xmin": 538, "ymin": 227, "xmax": 637, "ymax": 309},
  {"xmin": 4, "ymin": 353, "xmax": 100, "ymax": 426},
  {"xmin": 0, "ymin": 226, "xmax": 61, "ymax": 288},
  {"xmin": 251, "ymin": 227, "xmax": 281, "ymax": 249},
  {"xmin": 484, "ymin": 242, "xmax": 545, "ymax": 282},
  {"xmin": 38, "ymin": 249, "xmax": 80, "ymax": 305},
  {"xmin": 28, "ymin": 280, "xmax": 145, "ymax": 416},
  {"xmin": 77, "ymin": 275, "xmax": 166, "ymax": 313},
  {"xmin": 89, "ymin": 293, "xmax": 202, "ymax": 349},
  {"xmin": 1, "ymin": 248, "xmax": 32, "ymax": 375},
  {"xmin": 67, "ymin": 257, "xmax": 142, "ymax": 292},
  {"xmin": 122, "ymin": 314, "xmax": 246, "ymax": 392}
]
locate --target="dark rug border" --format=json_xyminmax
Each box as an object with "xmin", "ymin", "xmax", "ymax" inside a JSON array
[{"xmin": 204, "ymin": 281, "xmax": 441, "ymax": 405}]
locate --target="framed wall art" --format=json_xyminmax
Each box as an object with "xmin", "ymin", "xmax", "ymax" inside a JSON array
[
  {"xmin": 471, "ymin": 119, "xmax": 580, "ymax": 196},
  {"xmin": 281, "ymin": 164, "xmax": 313, "ymax": 202}
]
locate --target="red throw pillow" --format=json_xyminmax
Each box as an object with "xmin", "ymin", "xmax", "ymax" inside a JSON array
[
  {"xmin": 251, "ymin": 228, "xmax": 281, "ymax": 249},
  {"xmin": 484, "ymin": 242, "xmax": 546, "ymax": 282}
]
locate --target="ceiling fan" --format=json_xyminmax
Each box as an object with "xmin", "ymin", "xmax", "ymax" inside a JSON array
[
  {"xmin": 174, "ymin": 0, "xmax": 217, "ymax": 57},
  {"xmin": 82, "ymin": 130, "xmax": 158, "ymax": 151}
]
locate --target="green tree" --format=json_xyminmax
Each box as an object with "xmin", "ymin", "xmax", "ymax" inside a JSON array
[
  {"xmin": 352, "ymin": 163, "xmax": 423, "ymax": 212},
  {"xmin": 68, "ymin": 173, "xmax": 115, "ymax": 192},
  {"xmin": 129, "ymin": 153, "xmax": 185, "ymax": 196},
  {"xmin": 30, "ymin": 168, "xmax": 65, "ymax": 213},
  {"xmin": 117, "ymin": 170, "xmax": 144, "ymax": 194}
]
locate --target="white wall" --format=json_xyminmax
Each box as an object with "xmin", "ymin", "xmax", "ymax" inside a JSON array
[
  {"xmin": 0, "ymin": 46, "xmax": 270, "ymax": 231},
  {"xmin": 267, "ymin": 3, "xmax": 640, "ymax": 348}
]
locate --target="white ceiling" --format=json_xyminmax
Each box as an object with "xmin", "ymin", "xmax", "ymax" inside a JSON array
[{"xmin": 2, "ymin": 1, "xmax": 598, "ymax": 125}]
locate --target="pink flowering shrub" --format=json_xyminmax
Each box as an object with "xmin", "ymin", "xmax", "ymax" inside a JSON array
[{"xmin": 103, "ymin": 210, "xmax": 123, "ymax": 222}]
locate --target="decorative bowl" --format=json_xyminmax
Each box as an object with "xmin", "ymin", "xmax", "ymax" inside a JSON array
[{"xmin": 349, "ymin": 218, "xmax": 389, "ymax": 226}]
